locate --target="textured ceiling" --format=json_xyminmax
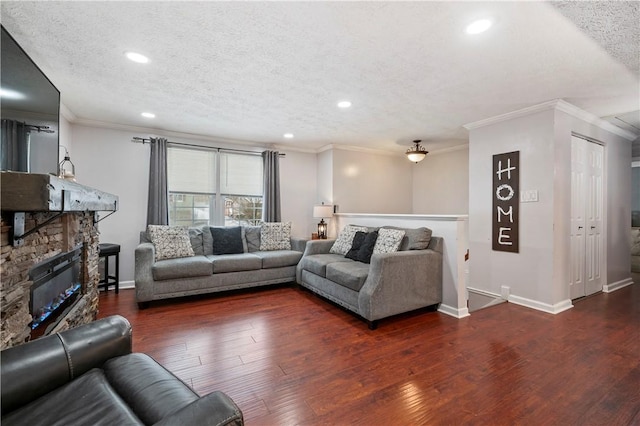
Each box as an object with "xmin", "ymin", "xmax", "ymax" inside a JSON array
[{"xmin": 1, "ymin": 1, "xmax": 638, "ymax": 153}]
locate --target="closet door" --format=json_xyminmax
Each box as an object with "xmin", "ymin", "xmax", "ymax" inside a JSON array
[
  {"xmin": 584, "ymin": 140, "xmax": 603, "ymax": 296},
  {"xmin": 569, "ymin": 136, "xmax": 603, "ymax": 299}
]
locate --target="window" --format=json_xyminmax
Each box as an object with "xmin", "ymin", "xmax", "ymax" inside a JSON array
[{"xmin": 167, "ymin": 146, "xmax": 263, "ymax": 227}]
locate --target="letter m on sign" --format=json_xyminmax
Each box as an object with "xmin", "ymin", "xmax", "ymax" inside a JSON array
[{"xmin": 492, "ymin": 151, "xmax": 519, "ymax": 253}]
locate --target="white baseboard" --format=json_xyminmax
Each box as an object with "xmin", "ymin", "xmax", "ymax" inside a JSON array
[
  {"xmin": 115, "ymin": 280, "xmax": 135, "ymax": 290},
  {"xmin": 508, "ymin": 295, "xmax": 573, "ymax": 314},
  {"xmin": 603, "ymin": 278, "xmax": 634, "ymax": 293},
  {"xmin": 438, "ymin": 304, "xmax": 470, "ymax": 318},
  {"xmin": 467, "ymin": 287, "xmax": 503, "ymax": 299}
]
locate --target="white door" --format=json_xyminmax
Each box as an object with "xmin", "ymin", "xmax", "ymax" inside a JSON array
[{"xmin": 570, "ymin": 136, "xmax": 604, "ymax": 299}]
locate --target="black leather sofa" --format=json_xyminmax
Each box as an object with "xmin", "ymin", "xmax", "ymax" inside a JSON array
[{"xmin": 1, "ymin": 315, "xmax": 243, "ymax": 426}]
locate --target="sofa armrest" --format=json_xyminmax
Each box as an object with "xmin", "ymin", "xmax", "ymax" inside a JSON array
[
  {"xmin": 290, "ymin": 237, "xmax": 308, "ymax": 252},
  {"xmin": 153, "ymin": 391, "xmax": 244, "ymax": 426},
  {"xmin": 302, "ymin": 239, "xmax": 335, "ymax": 255},
  {"xmin": 135, "ymin": 242, "xmax": 156, "ymax": 302},
  {"xmin": 358, "ymin": 249, "xmax": 442, "ymax": 321},
  {"xmin": 1, "ymin": 315, "xmax": 132, "ymax": 414}
]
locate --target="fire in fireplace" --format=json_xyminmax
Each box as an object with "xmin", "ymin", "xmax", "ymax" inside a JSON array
[{"xmin": 29, "ymin": 245, "xmax": 83, "ymax": 338}]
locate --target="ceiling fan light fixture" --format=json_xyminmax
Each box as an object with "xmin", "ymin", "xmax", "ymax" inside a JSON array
[{"xmin": 406, "ymin": 140, "xmax": 428, "ymax": 163}]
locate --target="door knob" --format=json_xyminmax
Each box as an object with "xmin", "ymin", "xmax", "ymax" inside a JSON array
[
  {"xmin": 590, "ymin": 226, "xmax": 596, "ymax": 229},
  {"xmin": 578, "ymin": 226, "xmax": 583, "ymax": 229}
]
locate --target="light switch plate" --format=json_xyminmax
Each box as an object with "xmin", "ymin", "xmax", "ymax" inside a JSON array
[{"xmin": 520, "ymin": 190, "xmax": 538, "ymax": 203}]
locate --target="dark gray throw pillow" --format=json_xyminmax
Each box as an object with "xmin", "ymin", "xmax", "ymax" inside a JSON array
[
  {"xmin": 345, "ymin": 231, "xmax": 378, "ymax": 264},
  {"xmin": 210, "ymin": 226, "xmax": 244, "ymax": 255}
]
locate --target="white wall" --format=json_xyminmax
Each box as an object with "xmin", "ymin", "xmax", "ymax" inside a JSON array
[
  {"xmin": 331, "ymin": 148, "xmax": 412, "ymax": 214},
  {"xmin": 58, "ymin": 113, "xmax": 72, "ymax": 159},
  {"xmin": 467, "ymin": 100, "xmax": 634, "ymax": 313},
  {"xmin": 468, "ymin": 108, "xmax": 558, "ymax": 307},
  {"xmin": 412, "ymin": 146, "xmax": 469, "ymax": 215},
  {"xmin": 70, "ymin": 123, "xmax": 317, "ymax": 283}
]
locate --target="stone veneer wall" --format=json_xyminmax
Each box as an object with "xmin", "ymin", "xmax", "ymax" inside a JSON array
[{"xmin": 1, "ymin": 211, "xmax": 100, "ymax": 349}]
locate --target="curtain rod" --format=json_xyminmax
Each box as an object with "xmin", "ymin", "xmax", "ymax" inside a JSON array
[
  {"xmin": 131, "ymin": 137, "xmax": 285, "ymax": 157},
  {"xmin": 2, "ymin": 119, "xmax": 55, "ymax": 134}
]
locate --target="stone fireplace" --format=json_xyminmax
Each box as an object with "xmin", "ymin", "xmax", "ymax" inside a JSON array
[{"xmin": 1, "ymin": 172, "xmax": 117, "ymax": 349}]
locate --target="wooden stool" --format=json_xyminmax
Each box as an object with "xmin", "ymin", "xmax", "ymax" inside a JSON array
[{"xmin": 98, "ymin": 243, "xmax": 120, "ymax": 293}]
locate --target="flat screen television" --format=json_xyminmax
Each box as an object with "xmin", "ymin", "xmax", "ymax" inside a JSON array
[{"xmin": 1, "ymin": 25, "xmax": 60, "ymax": 175}]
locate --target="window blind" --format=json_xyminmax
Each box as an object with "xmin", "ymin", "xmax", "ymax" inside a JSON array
[
  {"xmin": 220, "ymin": 152, "xmax": 263, "ymax": 196},
  {"xmin": 167, "ymin": 147, "xmax": 216, "ymax": 193}
]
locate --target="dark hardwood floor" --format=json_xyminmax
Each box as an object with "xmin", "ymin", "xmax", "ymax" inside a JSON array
[{"xmin": 98, "ymin": 283, "xmax": 640, "ymax": 425}]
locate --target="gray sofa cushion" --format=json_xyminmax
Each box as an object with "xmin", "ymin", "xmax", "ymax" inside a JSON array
[
  {"xmin": 326, "ymin": 261, "xmax": 370, "ymax": 292},
  {"xmin": 253, "ymin": 250, "xmax": 303, "ymax": 269},
  {"xmin": 152, "ymin": 256, "xmax": 213, "ymax": 281},
  {"xmin": 382, "ymin": 226, "xmax": 432, "ymax": 250},
  {"xmin": 207, "ymin": 253, "xmax": 262, "ymax": 273},
  {"xmin": 299, "ymin": 253, "xmax": 351, "ymax": 278}
]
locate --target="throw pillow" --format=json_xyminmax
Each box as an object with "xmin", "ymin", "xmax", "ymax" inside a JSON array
[
  {"xmin": 260, "ymin": 222, "xmax": 292, "ymax": 251},
  {"xmin": 382, "ymin": 226, "xmax": 432, "ymax": 250},
  {"xmin": 345, "ymin": 232, "xmax": 366, "ymax": 261},
  {"xmin": 330, "ymin": 225, "xmax": 368, "ymax": 255},
  {"xmin": 188, "ymin": 227, "xmax": 204, "ymax": 255},
  {"xmin": 345, "ymin": 231, "xmax": 378, "ymax": 264},
  {"xmin": 210, "ymin": 226, "xmax": 244, "ymax": 255},
  {"xmin": 147, "ymin": 225, "xmax": 195, "ymax": 261},
  {"xmin": 373, "ymin": 228, "xmax": 405, "ymax": 254},
  {"xmin": 245, "ymin": 226, "xmax": 261, "ymax": 252}
]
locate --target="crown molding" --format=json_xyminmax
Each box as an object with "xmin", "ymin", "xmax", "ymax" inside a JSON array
[
  {"xmin": 59, "ymin": 103, "xmax": 77, "ymax": 122},
  {"xmin": 70, "ymin": 117, "xmax": 273, "ymax": 149},
  {"xmin": 463, "ymin": 99, "xmax": 637, "ymax": 141},
  {"xmin": 271, "ymin": 144, "xmax": 318, "ymax": 154},
  {"xmin": 426, "ymin": 143, "xmax": 468, "ymax": 156}
]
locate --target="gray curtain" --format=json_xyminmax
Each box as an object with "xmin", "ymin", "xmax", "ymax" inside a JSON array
[
  {"xmin": 1, "ymin": 119, "xmax": 30, "ymax": 172},
  {"xmin": 262, "ymin": 150, "xmax": 281, "ymax": 222},
  {"xmin": 147, "ymin": 137, "xmax": 169, "ymax": 226}
]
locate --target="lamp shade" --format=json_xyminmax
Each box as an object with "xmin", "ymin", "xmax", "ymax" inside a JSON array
[
  {"xmin": 406, "ymin": 140, "xmax": 428, "ymax": 163},
  {"xmin": 313, "ymin": 204, "xmax": 333, "ymax": 219}
]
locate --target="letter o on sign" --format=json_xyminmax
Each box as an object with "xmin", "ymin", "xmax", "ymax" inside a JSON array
[{"xmin": 496, "ymin": 184, "xmax": 515, "ymax": 201}]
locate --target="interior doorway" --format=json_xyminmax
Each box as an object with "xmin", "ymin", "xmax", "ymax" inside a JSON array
[{"xmin": 570, "ymin": 135, "xmax": 604, "ymax": 300}]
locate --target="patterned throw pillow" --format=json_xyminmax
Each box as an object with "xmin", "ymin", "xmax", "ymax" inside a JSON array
[
  {"xmin": 330, "ymin": 225, "xmax": 368, "ymax": 255},
  {"xmin": 147, "ymin": 225, "xmax": 195, "ymax": 261},
  {"xmin": 373, "ymin": 228, "xmax": 405, "ymax": 254},
  {"xmin": 260, "ymin": 222, "xmax": 292, "ymax": 251}
]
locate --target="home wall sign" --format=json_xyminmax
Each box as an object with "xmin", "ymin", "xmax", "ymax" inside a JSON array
[{"xmin": 492, "ymin": 151, "xmax": 519, "ymax": 253}]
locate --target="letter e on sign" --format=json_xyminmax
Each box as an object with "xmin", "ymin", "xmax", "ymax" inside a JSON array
[{"xmin": 492, "ymin": 151, "xmax": 519, "ymax": 252}]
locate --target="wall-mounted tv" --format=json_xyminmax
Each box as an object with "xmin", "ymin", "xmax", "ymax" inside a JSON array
[{"xmin": 1, "ymin": 25, "xmax": 60, "ymax": 175}]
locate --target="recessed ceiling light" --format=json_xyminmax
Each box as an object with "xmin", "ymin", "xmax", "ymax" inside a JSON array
[
  {"xmin": 141, "ymin": 112, "xmax": 155, "ymax": 118},
  {"xmin": 337, "ymin": 101, "xmax": 352, "ymax": 108},
  {"xmin": 466, "ymin": 19, "xmax": 492, "ymax": 35},
  {"xmin": 0, "ymin": 87, "xmax": 25, "ymax": 100},
  {"xmin": 283, "ymin": 133, "xmax": 294, "ymax": 139},
  {"xmin": 126, "ymin": 51, "xmax": 149, "ymax": 64}
]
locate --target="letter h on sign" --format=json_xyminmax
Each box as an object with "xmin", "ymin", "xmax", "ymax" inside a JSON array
[{"xmin": 492, "ymin": 151, "xmax": 519, "ymax": 253}]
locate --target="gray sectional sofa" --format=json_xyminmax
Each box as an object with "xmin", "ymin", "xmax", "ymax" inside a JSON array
[
  {"xmin": 135, "ymin": 225, "xmax": 306, "ymax": 308},
  {"xmin": 296, "ymin": 226, "xmax": 443, "ymax": 329}
]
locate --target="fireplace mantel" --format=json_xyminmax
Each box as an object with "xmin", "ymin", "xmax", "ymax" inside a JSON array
[{"xmin": 1, "ymin": 171, "xmax": 118, "ymax": 212}]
